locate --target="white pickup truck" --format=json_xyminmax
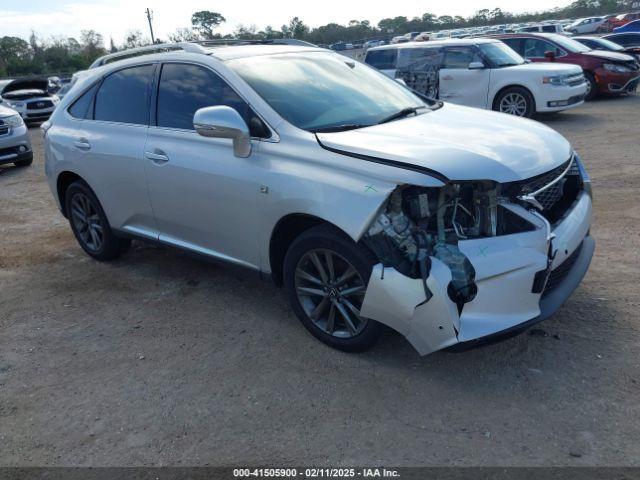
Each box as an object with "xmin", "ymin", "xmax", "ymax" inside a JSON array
[{"xmin": 364, "ymin": 38, "xmax": 588, "ymax": 117}]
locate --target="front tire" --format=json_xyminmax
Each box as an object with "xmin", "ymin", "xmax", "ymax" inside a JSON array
[
  {"xmin": 283, "ymin": 225, "xmax": 383, "ymax": 353},
  {"xmin": 584, "ymin": 72, "xmax": 598, "ymax": 101},
  {"xmin": 65, "ymin": 181, "xmax": 131, "ymax": 261},
  {"xmin": 493, "ymin": 86, "xmax": 535, "ymax": 118}
]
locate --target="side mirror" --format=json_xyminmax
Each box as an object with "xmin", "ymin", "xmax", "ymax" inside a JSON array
[
  {"xmin": 544, "ymin": 50, "xmax": 556, "ymax": 61},
  {"xmin": 193, "ymin": 106, "xmax": 252, "ymax": 158},
  {"xmin": 468, "ymin": 61, "xmax": 485, "ymax": 69}
]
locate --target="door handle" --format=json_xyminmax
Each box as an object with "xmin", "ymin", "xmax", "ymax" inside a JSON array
[
  {"xmin": 442, "ymin": 75, "xmax": 454, "ymax": 81},
  {"xmin": 441, "ymin": 93, "xmax": 455, "ymax": 98},
  {"xmin": 74, "ymin": 139, "xmax": 91, "ymax": 150},
  {"xmin": 144, "ymin": 150, "xmax": 169, "ymax": 165}
]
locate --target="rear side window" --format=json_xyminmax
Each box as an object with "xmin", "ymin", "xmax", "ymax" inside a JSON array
[
  {"xmin": 94, "ymin": 64, "xmax": 154, "ymax": 125},
  {"xmin": 68, "ymin": 83, "xmax": 99, "ymax": 119},
  {"xmin": 156, "ymin": 63, "xmax": 268, "ymax": 137},
  {"xmin": 542, "ymin": 25, "xmax": 557, "ymax": 33},
  {"xmin": 365, "ymin": 49, "xmax": 398, "ymax": 70}
]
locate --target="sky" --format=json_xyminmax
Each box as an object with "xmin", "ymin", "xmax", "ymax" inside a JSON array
[{"xmin": 1, "ymin": 0, "xmax": 574, "ymax": 44}]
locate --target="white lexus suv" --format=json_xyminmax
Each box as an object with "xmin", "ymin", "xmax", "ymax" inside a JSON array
[
  {"xmin": 365, "ymin": 39, "xmax": 587, "ymax": 117},
  {"xmin": 43, "ymin": 42, "xmax": 594, "ymax": 356}
]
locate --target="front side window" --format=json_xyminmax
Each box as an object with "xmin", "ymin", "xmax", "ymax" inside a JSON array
[
  {"xmin": 522, "ymin": 39, "xmax": 564, "ymax": 58},
  {"xmin": 441, "ymin": 47, "xmax": 482, "ymax": 69},
  {"xmin": 364, "ymin": 49, "xmax": 398, "ymax": 70},
  {"xmin": 94, "ymin": 64, "xmax": 154, "ymax": 125},
  {"xmin": 478, "ymin": 42, "xmax": 525, "ymax": 67},
  {"xmin": 228, "ymin": 52, "xmax": 432, "ymax": 132},
  {"xmin": 156, "ymin": 63, "xmax": 267, "ymax": 137}
]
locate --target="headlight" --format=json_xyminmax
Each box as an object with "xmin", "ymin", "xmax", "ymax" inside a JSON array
[
  {"xmin": 6, "ymin": 101, "xmax": 25, "ymax": 109},
  {"xmin": 603, "ymin": 63, "xmax": 631, "ymax": 73},
  {"xmin": 543, "ymin": 76, "xmax": 565, "ymax": 86},
  {"xmin": 52, "ymin": 95, "xmax": 60, "ymax": 104},
  {"xmin": 2, "ymin": 114, "xmax": 24, "ymax": 127}
]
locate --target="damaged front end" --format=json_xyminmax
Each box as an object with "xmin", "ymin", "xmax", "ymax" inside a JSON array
[{"xmin": 360, "ymin": 155, "xmax": 593, "ymax": 354}]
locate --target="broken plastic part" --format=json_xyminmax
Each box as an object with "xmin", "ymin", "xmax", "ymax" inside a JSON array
[{"xmin": 363, "ymin": 182, "xmax": 539, "ymax": 310}]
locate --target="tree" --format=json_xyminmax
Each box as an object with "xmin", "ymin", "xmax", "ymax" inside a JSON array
[
  {"xmin": 191, "ymin": 11, "xmax": 226, "ymax": 39},
  {"xmin": 287, "ymin": 17, "xmax": 309, "ymax": 39},
  {"xmin": 168, "ymin": 28, "xmax": 201, "ymax": 42}
]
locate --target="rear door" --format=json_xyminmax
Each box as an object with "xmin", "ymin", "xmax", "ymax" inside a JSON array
[
  {"xmin": 67, "ymin": 64, "xmax": 157, "ymax": 237},
  {"xmin": 438, "ymin": 46, "xmax": 491, "ymax": 108}
]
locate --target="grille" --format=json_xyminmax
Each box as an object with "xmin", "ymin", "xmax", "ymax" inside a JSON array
[
  {"xmin": 566, "ymin": 74, "xmax": 585, "ymax": 87},
  {"xmin": 542, "ymin": 242, "xmax": 583, "ymax": 297},
  {"xmin": 0, "ymin": 119, "xmax": 7, "ymax": 136},
  {"xmin": 27, "ymin": 100, "xmax": 53, "ymax": 110}
]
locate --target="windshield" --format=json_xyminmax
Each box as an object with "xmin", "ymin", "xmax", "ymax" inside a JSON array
[
  {"xmin": 478, "ymin": 42, "xmax": 525, "ymax": 67},
  {"xmin": 591, "ymin": 37, "xmax": 625, "ymax": 51},
  {"xmin": 550, "ymin": 34, "xmax": 591, "ymax": 53},
  {"xmin": 228, "ymin": 52, "xmax": 430, "ymax": 132}
]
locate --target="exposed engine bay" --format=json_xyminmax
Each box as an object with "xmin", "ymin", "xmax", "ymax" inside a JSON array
[{"xmin": 363, "ymin": 158, "xmax": 584, "ymax": 314}]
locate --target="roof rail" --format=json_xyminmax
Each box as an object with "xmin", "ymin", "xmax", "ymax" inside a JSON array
[
  {"xmin": 193, "ymin": 38, "xmax": 317, "ymax": 48},
  {"xmin": 89, "ymin": 42, "xmax": 207, "ymax": 69}
]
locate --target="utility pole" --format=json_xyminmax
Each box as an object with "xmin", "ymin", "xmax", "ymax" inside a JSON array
[{"xmin": 145, "ymin": 8, "xmax": 155, "ymax": 44}]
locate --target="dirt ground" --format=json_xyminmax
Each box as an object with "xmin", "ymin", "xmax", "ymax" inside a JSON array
[{"xmin": 1, "ymin": 97, "xmax": 639, "ymax": 467}]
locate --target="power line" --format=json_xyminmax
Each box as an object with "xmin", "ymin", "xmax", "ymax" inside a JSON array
[{"xmin": 145, "ymin": 8, "xmax": 155, "ymax": 44}]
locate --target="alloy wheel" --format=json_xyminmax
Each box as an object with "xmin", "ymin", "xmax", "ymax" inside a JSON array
[
  {"xmin": 499, "ymin": 92, "xmax": 528, "ymax": 116},
  {"xmin": 70, "ymin": 193, "xmax": 104, "ymax": 252},
  {"xmin": 294, "ymin": 249, "xmax": 368, "ymax": 338}
]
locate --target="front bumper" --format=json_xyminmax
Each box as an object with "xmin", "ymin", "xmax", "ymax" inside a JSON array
[
  {"xmin": 536, "ymin": 83, "xmax": 588, "ymax": 113},
  {"xmin": 361, "ymin": 192, "xmax": 594, "ymax": 355},
  {"xmin": 0, "ymin": 124, "xmax": 32, "ymax": 165},
  {"xmin": 596, "ymin": 70, "xmax": 640, "ymax": 93}
]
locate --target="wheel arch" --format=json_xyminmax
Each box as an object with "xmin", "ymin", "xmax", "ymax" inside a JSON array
[
  {"xmin": 491, "ymin": 84, "xmax": 537, "ymax": 112},
  {"xmin": 56, "ymin": 170, "xmax": 86, "ymax": 218},
  {"xmin": 269, "ymin": 213, "xmax": 356, "ymax": 285}
]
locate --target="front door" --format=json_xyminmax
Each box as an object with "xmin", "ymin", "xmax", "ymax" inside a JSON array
[
  {"xmin": 143, "ymin": 62, "xmax": 268, "ymax": 269},
  {"xmin": 438, "ymin": 46, "xmax": 491, "ymax": 108}
]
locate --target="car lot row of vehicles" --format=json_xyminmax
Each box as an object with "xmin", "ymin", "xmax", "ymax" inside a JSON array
[
  {"xmin": 364, "ymin": 33, "xmax": 640, "ymax": 117},
  {"xmin": 384, "ymin": 12, "xmax": 640, "ymax": 43}
]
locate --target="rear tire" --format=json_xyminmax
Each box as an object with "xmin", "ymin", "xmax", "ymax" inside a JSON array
[
  {"xmin": 493, "ymin": 86, "xmax": 535, "ymax": 118},
  {"xmin": 283, "ymin": 225, "xmax": 383, "ymax": 353},
  {"xmin": 584, "ymin": 72, "xmax": 598, "ymax": 101},
  {"xmin": 65, "ymin": 180, "xmax": 130, "ymax": 261}
]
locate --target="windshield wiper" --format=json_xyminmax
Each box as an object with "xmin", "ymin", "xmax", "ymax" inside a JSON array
[
  {"xmin": 377, "ymin": 106, "xmax": 426, "ymax": 125},
  {"xmin": 310, "ymin": 123, "xmax": 370, "ymax": 133}
]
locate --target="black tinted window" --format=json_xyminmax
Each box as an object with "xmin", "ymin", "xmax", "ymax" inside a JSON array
[
  {"xmin": 442, "ymin": 47, "xmax": 481, "ymax": 69},
  {"xmin": 365, "ymin": 49, "xmax": 397, "ymax": 70},
  {"xmin": 501, "ymin": 38, "xmax": 522, "ymax": 54},
  {"xmin": 94, "ymin": 65, "xmax": 154, "ymax": 125},
  {"xmin": 68, "ymin": 82, "xmax": 99, "ymax": 119},
  {"xmin": 542, "ymin": 25, "xmax": 557, "ymax": 32},
  {"xmin": 156, "ymin": 63, "xmax": 267, "ymax": 137}
]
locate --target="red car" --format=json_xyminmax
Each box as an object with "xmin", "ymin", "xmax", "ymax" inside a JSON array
[
  {"xmin": 608, "ymin": 12, "xmax": 640, "ymax": 30},
  {"xmin": 492, "ymin": 33, "xmax": 640, "ymax": 99}
]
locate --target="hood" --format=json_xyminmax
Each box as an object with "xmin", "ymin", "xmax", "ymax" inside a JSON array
[
  {"xmin": 584, "ymin": 49, "xmax": 637, "ymax": 62},
  {"xmin": 0, "ymin": 104, "xmax": 18, "ymax": 118},
  {"xmin": 506, "ymin": 62, "xmax": 583, "ymax": 75},
  {"xmin": 316, "ymin": 103, "xmax": 572, "ymax": 183},
  {"xmin": 1, "ymin": 78, "xmax": 48, "ymax": 95}
]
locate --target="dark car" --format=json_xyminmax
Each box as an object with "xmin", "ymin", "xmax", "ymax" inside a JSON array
[
  {"xmin": 574, "ymin": 35, "xmax": 640, "ymax": 60},
  {"xmin": 491, "ymin": 33, "xmax": 640, "ymax": 99},
  {"xmin": 604, "ymin": 32, "xmax": 640, "ymax": 54}
]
